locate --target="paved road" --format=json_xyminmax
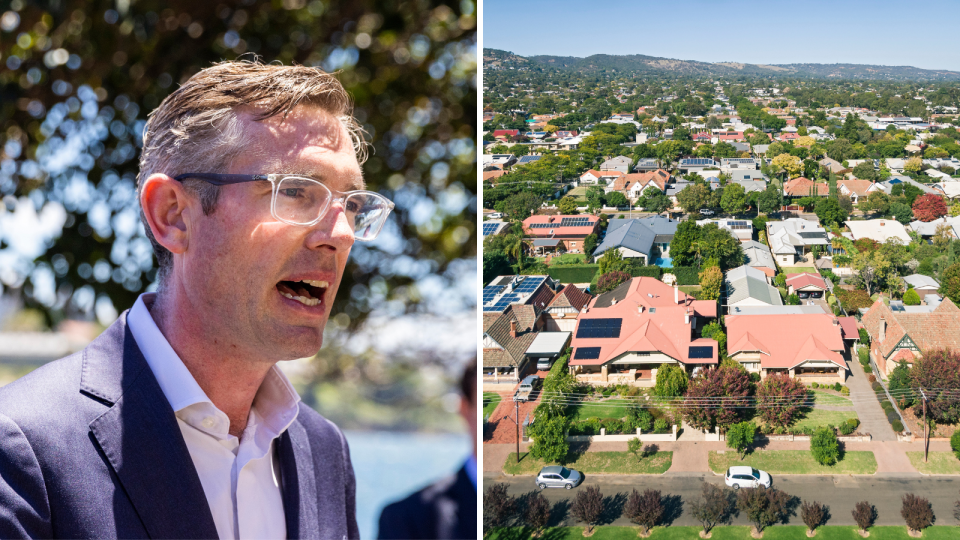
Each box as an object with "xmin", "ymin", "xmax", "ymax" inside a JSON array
[{"xmin": 484, "ymin": 472, "xmax": 960, "ymax": 527}]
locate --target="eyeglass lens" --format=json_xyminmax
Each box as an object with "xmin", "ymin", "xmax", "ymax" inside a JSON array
[{"xmin": 274, "ymin": 177, "xmax": 390, "ymax": 240}]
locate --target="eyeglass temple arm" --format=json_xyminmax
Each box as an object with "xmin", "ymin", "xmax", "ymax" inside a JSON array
[{"xmin": 173, "ymin": 173, "xmax": 268, "ymax": 186}]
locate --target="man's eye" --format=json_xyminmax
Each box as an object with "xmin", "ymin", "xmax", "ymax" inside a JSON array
[
  {"xmin": 344, "ymin": 200, "xmax": 361, "ymax": 213},
  {"xmin": 281, "ymin": 188, "xmax": 303, "ymax": 198}
]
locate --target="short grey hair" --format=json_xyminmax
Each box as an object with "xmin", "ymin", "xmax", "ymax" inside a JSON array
[{"xmin": 137, "ymin": 59, "xmax": 368, "ymax": 286}]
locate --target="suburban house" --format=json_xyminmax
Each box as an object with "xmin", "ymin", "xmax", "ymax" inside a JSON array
[
  {"xmin": 542, "ymin": 284, "xmax": 593, "ymax": 332},
  {"xmin": 910, "ymin": 216, "xmax": 960, "ymax": 239},
  {"xmin": 717, "ymin": 131, "xmax": 745, "ymax": 142},
  {"xmin": 725, "ymin": 265, "xmax": 783, "ymax": 311},
  {"xmin": 580, "ymin": 169, "xmax": 625, "ymax": 185},
  {"xmin": 720, "ymin": 158, "xmax": 760, "ymax": 170},
  {"xmin": 778, "ymin": 132, "xmax": 800, "ymax": 142},
  {"xmin": 678, "ymin": 158, "xmax": 720, "ymax": 173},
  {"xmin": 568, "ymin": 278, "xmax": 719, "ymax": 387},
  {"xmin": 492, "ymin": 129, "xmax": 520, "ymax": 140},
  {"xmin": 783, "ymin": 177, "xmax": 829, "ymax": 197},
  {"xmin": 742, "ymin": 240, "xmax": 777, "ymax": 277},
  {"xmin": 592, "ymin": 216, "xmax": 679, "ymax": 265},
  {"xmin": 837, "ymin": 180, "xmax": 874, "ymax": 204},
  {"xmin": 482, "ymin": 154, "xmax": 517, "ymax": 170},
  {"xmin": 600, "ymin": 156, "xmax": 633, "ymax": 174},
  {"xmin": 695, "ymin": 218, "xmax": 753, "ymax": 242},
  {"xmin": 481, "ymin": 221, "xmax": 510, "ymax": 238},
  {"xmin": 482, "ymin": 303, "xmax": 546, "ymax": 383},
  {"xmin": 634, "ymin": 158, "xmax": 660, "ymax": 172},
  {"xmin": 786, "ymin": 272, "xmax": 828, "ymax": 298},
  {"xmin": 726, "ymin": 313, "xmax": 853, "ymax": 383},
  {"xmin": 861, "ymin": 296, "xmax": 960, "ymax": 376},
  {"xmin": 523, "ymin": 215, "xmax": 601, "ymax": 254},
  {"xmin": 482, "ymin": 275, "xmax": 559, "ymax": 314},
  {"xmin": 606, "ymin": 169, "xmax": 671, "ymax": 200},
  {"xmin": 844, "ymin": 219, "xmax": 912, "ymax": 245},
  {"xmin": 902, "ymin": 274, "xmax": 941, "ymax": 298},
  {"xmin": 819, "ymin": 157, "xmax": 846, "ymax": 174},
  {"xmin": 767, "ymin": 218, "xmax": 830, "ymax": 265}
]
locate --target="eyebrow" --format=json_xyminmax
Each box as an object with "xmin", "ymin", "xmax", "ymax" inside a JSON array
[{"xmin": 281, "ymin": 171, "xmax": 365, "ymax": 192}]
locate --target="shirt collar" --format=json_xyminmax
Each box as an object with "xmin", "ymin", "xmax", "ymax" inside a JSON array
[{"xmin": 126, "ymin": 293, "xmax": 301, "ymax": 435}]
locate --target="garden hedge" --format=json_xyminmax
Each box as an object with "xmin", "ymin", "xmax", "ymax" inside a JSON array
[
  {"xmin": 672, "ymin": 266, "xmax": 700, "ymax": 285},
  {"xmin": 547, "ymin": 264, "xmax": 599, "ymax": 284},
  {"xmin": 630, "ymin": 265, "xmax": 663, "ymax": 279}
]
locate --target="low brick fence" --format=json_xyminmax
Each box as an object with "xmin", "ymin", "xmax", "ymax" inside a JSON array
[{"xmin": 564, "ymin": 425, "xmax": 678, "ymax": 443}]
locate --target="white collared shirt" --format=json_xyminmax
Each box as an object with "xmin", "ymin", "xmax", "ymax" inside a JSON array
[{"xmin": 127, "ymin": 293, "xmax": 301, "ymax": 540}]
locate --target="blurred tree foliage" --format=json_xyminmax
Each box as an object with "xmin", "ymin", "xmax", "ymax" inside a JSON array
[{"xmin": 0, "ymin": 0, "xmax": 476, "ymax": 329}]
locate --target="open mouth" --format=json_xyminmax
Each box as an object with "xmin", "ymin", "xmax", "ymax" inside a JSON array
[{"xmin": 276, "ymin": 279, "xmax": 329, "ymax": 307}]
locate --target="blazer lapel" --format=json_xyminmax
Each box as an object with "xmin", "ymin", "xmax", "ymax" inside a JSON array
[
  {"xmin": 278, "ymin": 421, "xmax": 319, "ymax": 540},
  {"xmin": 84, "ymin": 313, "xmax": 219, "ymax": 540}
]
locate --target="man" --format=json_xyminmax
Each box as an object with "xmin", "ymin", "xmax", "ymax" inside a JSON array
[
  {"xmin": 0, "ymin": 61, "xmax": 394, "ymax": 539},
  {"xmin": 377, "ymin": 359, "xmax": 477, "ymax": 539}
]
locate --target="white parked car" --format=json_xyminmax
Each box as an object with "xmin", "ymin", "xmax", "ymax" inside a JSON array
[{"xmin": 724, "ymin": 466, "xmax": 772, "ymax": 490}]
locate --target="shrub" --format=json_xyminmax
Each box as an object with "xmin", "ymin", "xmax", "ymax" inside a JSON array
[
  {"xmin": 601, "ymin": 418, "xmax": 623, "ymax": 434},
  {"xmin": 951, "ymin": 430, "xmax": 960, "ymax": 460},
  {"xmin": 571, "ymin": 485, "xmax": 604, "ymax": 534},
  {"xmin": 839, "ymin": 422, "xmax": 856, "ymax": 435},
  {"xmin": 653, "ymin": 418, "xmax": 669, "ymax": 433},
  {"xmin": 841, "ymin": 386, "xmax": 850, "ymax": 396},
  {"xmin": 672, "ymin": 266, "xmax": 700, "ymax": 285},
  {"xmin": 524, "ymin": 491, "xmax": 551, "ymax": 535},
  {"xmin": 631, "ymin": 408, "xmax": 654, "ymax": 432},
  {"xmin": 736, "ymin": 486, "xmax": 791, "ymax": 533},
  {"xmin": 852, "ymin": 501, "xmax": 876, "ymax": 532},
  {"xmin": 892, "ymin": 419, "xmax": 905, "ymax": 432},
  {"xmin": 811, "ymin": 382, "xmax": 819, "ymax": 389},
  {"xmin": 801, "ymin": 500, "xmax": 827, "ymax": 532},
  {"xmin": 483, "ymin": 483, "xmax": 516, "ymax": 530},
  {"xmin": 597, "ymin": 270, "xmax": 632, "ymax": 294},
  {"xmin": 859, "ymin": 327, "xmax": 870, "ymax": 344},
  {"xmin": 652, "ymin": 364, "xmax": 688, "ymax": 398},
  {"xmin": 833, "ymin": 382, "xmax": 842, "ymax": 392},
  {"xmin": 623, "ymin": 489, "xmax": 663, "ymax": 535},
  {"xmin": 901, "ymin": 493, "xmax": 935, "ymax": 533},
  {"xmin": 690, "ymin": 482, "xmax": 731, "ymax": 535},
  {"xmin": 811, "ymin": 426, "xmax": 840, "ymax": 466},
  {"xmin": 630, "ymin": 265, "xmax": 663, "ymax": 279}
]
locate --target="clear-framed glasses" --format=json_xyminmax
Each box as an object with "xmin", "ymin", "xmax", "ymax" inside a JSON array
[{"xmin": 173, "ymin": 173, "xmax": 395, "ymax": 241}]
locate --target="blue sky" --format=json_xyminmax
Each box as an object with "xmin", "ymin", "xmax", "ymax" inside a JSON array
[{"xmin": 483, "ymin": 0, "xmax": 960, "ymax": 72}]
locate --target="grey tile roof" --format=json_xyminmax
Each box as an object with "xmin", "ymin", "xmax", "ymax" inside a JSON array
[
  {"xmin": 725, "ymin": 265, "xmax": 783, "ymax": 306},
  {"xmin": 742, "ymin": 240, "xmax": 776, "ymax": 269},
  {"xmin": 593, "ymin": 217, "xmax": 679, "ymax": 258}
]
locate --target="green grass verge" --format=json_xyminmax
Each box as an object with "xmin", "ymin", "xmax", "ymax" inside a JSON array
[
  {"xmin": 484, "ymin": 392, "xmax": 503, "ymax": 418},
  {"xmin": 907, "ymin": 451, "xmax": 960, "ymax": 475},
  {"xmin": 503, "ymin": 451, "xmax": 672, "ymax": 475},
  {"xmin": 486, "ymin": 526, "xmax": 959, "ymax": 539},
  {"xmin": 708, "ymin": 450, "xmax": 877, "ymax": 475}
]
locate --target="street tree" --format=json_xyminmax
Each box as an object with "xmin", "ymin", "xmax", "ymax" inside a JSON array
[
  {"xmin": 852, "ymin": 501, "xmax": 877, "ymax": 534},
  {"xmin": 690, "ymin": 483, "xmax": 732, "ymax": 536},
  {"xmin": 483, "ymin": 483, "xmax": 516, "ymax": 531},
  {"xmin": 815, "ymin": 198, "xmax": 848, "ymax": 227},
  {"xmin": 800, "ymin": 501, "xmax": 827, "ymax": 534},
  {"xmin": 623, "ymin": 489, "xmax": 664, "ymax": 537},
  {"xmin": 640, "ymin": 189, "xmax": 672, "ymax": 215},
  {"xmin": 758, "ymin": 184, "xmax": 782, "ymax": 215},
  {"xmin": 571, "ymin": 486, "xmax": 604, "ymax": 535},
  {"xmin": 736, "ymin": 486, "xmax": 791, "ymax": 535},
  {"xmin": 676, "ymin": 184, "xmax": 712, "ymax": 214},
  {"xmin": 726, "ymin": 421, "xmax": 756, "ymax": 460},
  {"xmin": 523, "ymin": 491, "xmax": 551, "ymax": 538},
  {"xmin": 901, "ymin": 493, "xmax": 935, "ymax": 535}
]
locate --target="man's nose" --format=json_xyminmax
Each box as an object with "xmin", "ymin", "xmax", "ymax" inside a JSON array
[{"xmin": 307, "ymin": 199, "xmax": 355, "ymax": 251}]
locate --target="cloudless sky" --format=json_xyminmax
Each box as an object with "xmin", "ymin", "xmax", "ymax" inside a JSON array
[{"xmin": 482, "ymin": 0, "xmax": 960, "ymax": 72}]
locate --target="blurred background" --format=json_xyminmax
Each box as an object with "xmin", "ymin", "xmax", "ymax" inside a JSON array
[{"xmin": 0, "ymin": 1, "xmax": 476, "ymax": 537}]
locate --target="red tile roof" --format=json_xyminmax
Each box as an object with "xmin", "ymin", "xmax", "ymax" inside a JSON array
[
  {"xmin": 493, "ymin": 129, "xmax": 519, "ymax": 138},
  {"xmin": 838, "ymin": 179, "xmax": 874, "ymax": 197},
  {"xmin": 718, "ymin": 132, "xmax": 745, "ymax": 141},
  {"xmin": 783, "ymin": 177, "xmax": 829, "ymax": 197},
  {"xmin": 523, "ymin": 215, "xmax": 600, "ymax": 238},
  {"xmin": 611, "ymin": 169, "xmax": 671, "ymax": 193},
  {"xmin": 483, "ymin": 170, "xmax": 507, "ymax": 182},
  {"xmin": 837, "ymin": 317, "xmax": 859, "ymax": 340},
  {"xmin": 726, "ymin": 313, "xmax": 846, "ymax": 369},
  {"xmin": 569, "ymin": 277, "xmax": 719, "ymax": 367},
  {"xmin": 779, "ymin": 132, "xmax": 800, "ymax": 141},
  {"xmin": 860, "ymin": 296, "xmax": 960, "ymax": 361},
  {"xmin": 786, "ymin": 272, "xmax": 828, "ymax": 291},
  {"xmin": 549, "ymin": 284, "xmax": 592, "ymax": 311}
]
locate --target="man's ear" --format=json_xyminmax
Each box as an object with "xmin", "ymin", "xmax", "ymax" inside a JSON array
[{"xmin": 140, "ymin": 173, "xmax": 193, "ymax": 255}]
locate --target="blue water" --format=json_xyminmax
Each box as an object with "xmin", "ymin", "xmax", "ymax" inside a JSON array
[
  {"xmin": 655, "ymin": 257, "xmax": 674, "ymax": 268},
  {"xmin": 345, "ymin": 430, "xmax": 471, "ymax": 539}
]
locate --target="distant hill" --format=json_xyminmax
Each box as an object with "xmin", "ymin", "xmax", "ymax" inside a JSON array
[{"xmin": 483, "ymin": 49, "xmax": 960, "ymax": 81}]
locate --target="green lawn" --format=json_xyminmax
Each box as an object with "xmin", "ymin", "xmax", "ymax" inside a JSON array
[
  {"xmin": 907, "ymin": 451, "xmax": 960, "ymax": 474},
  {"xmin": 487, "ymin": 526, "xmax": 959, "ymax": 539},
  {"xmin": 568, "ymin": 187, "xmax": 588, "ymax": 200},
  {"xmin": 783, "ymin": 266, "xmax": 818, "ymax": 274},
  {"xmin": 484, "ymin": 392, "xmax": 503, "ymax": 419},
  {"xmin": 569, "ymin": 398, "xmax": 636, "ymax": 422},
  {"xmin": 551, "ymin": 253, "xmax": 587, "ymax": 265},
  {"xmin": 503, "ymin": 451, "xmax": 672, "ymax": 475},
  {"xmin": 708, "ymin": 450, "xmax": 877, "ymax": 475},
  {"xmin": 809, "ymin": 390, "xmax": 853, "ymax": 407},
  {"xmin": 784, "ymin": 408, "xmax": 858, "ymax": 433}
]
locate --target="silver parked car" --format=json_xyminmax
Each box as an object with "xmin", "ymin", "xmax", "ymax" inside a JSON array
[
  {"xmin": 725, "ymin": 466, "xmax": 772, "ymax": 489},
  {"xmin": 536, "ymin": 466, "xmax": 583, "ymax": 490}
]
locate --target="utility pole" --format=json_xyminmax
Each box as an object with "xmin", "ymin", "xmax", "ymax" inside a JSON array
[
  {"xmin": 920, "ymin": 387, "xmax": 929, "ymax": 463},
  {"xmin": 504, "ymin": 397, "xmax": 521, "ymax": 463}
]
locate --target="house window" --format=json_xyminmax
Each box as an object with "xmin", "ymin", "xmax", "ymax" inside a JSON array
[{"xmin": 571, "ymin": 242, "xmax": 577, "ymax": 247}]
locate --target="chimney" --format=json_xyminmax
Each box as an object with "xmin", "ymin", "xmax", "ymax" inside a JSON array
[
  {"xmin": 684, "ymin": 308, "xmax": 691, "ymax": 325},
  {"xmin": 879, "ymin": 316, "xmax": 886, "ymax": 343},
  {"xmin": 880, "ymin": 221, "xmax": 885, "ymax": 226},
  {"xmin": 674, "ymin": 283, "xmax": 680, "ymax": 304},
  {"xmin": 611, "ymin": 299, "xmax": 617, "ymax": 306},
  {"xmin": 833, "ymin": 317, "xmax": 839, "ymax": 326},
  {"xmin": 510, "ymin": 321, "xmax": 518, "ymax": 338}
]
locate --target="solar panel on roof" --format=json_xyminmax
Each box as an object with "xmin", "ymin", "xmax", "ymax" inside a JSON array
[
  {"xmin": 560, "ymin": 217, "xmax": 591, "ymax": 227},
  {"xmin": 574, "ymin": 347, "xmax": 601, "ymax": 360},
  {"xmin": 529, "ymin": 223, "xmax": 554, "ymax": 229},
  {"xmin": 688, "ymin": 346, "xmax": 714, "ymax": 359},
  {"xmin": 482, "ymin": 223, "xmax": 500, "ymax": 236},
  {"xmin": 576, "ymin": 318, "xmax": 622, "ymax": 339}
]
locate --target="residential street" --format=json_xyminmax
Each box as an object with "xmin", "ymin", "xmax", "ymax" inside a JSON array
[{"xmin": 483, "ymin": 471, "xmax": 960, "ymax": 527}]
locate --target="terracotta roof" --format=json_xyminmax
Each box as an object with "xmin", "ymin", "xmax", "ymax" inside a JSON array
[
  {"xmin": 549, "ymin": 284, "xmax": 592, "ymax": 311},
  {"xmin": 483, "ymin": 170, "xmax": 507, "ymax": 181},
  {"xmin": 482, "ymin": 304, "xmax": 542, "ymax": 368},
  {"xmin": 838, "ymin": 179, "xmax": 874, "ymax": 197},
  {"xmin": 611, "ymin": 170, "xmax": 670, "ymax": 193},
  {"xmin": 783, "ymin": 177, "xmax": 829, "ymax": 197},
  {"xmin": 523, "ymin": 214, "xmax": 600, "ymax": 238},
  {"xmin": 861, "ymin": 297, "xmax": 960, "ymax": 360},
  {"xmin": 838, "ymin": 317, "xmax": 859, "ymax": 340},
  {"xmin": 581, "ymin": 169, "xmax": 625, "ymax": 180},
  {"xmin": 726, "ymin": 313, "xmax": 846, "ymax": 369},
  {"xmin": 569, "ymin": 277, "xmax": 718, "ymax": 367},
  {"xmin": 786, "ymin": 272, "xmax": 828, "ymax": 291}
]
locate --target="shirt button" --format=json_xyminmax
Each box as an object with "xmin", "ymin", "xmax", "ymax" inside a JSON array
[{"xmin": 202, "ymin": 417, "xmax": 216, "ymax": 429}]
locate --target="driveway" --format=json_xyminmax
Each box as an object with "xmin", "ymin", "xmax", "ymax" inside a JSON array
[{"xmin": 846, "ymin": 355, "xmax": 896, "ymax": 442}]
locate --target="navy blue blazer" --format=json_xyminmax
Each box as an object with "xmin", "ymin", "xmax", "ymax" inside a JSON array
[
  {"xmin": 0, "ymin": 311, "xmax": 359, "ymax": 539},
  {"xmin": 377, "ymin": 465, "xmax": 476, "ymax": 540}
]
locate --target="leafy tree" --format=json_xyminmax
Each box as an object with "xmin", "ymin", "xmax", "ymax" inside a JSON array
[
  {"xmin": 910, "ymin": 348, "xmax": 960, "ymax": 423},
  {"xmin": 597, "ymin": 248, "xmax": 624, "ymax": 275},
  {"xmin": 640, "ymin": 188, "xmax": 671, "ymax": 215},
  {"xmin": 690, "ymin": 483, "xmax": 732, "ymax": 535},
  {"xmin": 597, "ymin": 271, "xmax": 631, "ymax": 294},
  {"xmin": 605, "ymin": 191, "xmax": 629, "ymax": 208},
  {"xmin": 623, "ymin": 489, "xmax": 664, "ymax": 536},
  {"xmin": 682, "ymin": 365, "xmax": 752, "ymax": 431},
  {"xmin": 912, "ymin": 194, "xmax": 948, "ymax": 222},
  {"xmin": 852, "ymin": 501, "xmax": 877, "ymax": 534},
  {"xmin": 853, "ymin": 162, "xmax": 878, "ymax": 181},
  {"xmin": 720, "ymin": 183, "xmax": 748, "ymax": 215},
  {"xmin": 504, "ymin": 229, "xmax": 529, "ymax": 272},
  {"xmin": 889, "ymin": 360, "xmax": 915, "ymax": 408},
  {"xmin": 483, "ymin": 483, "xmax": 516, "ymax": 531},
  {"xmin": 701, "ymin": 322, "xmax": 727, "ymax": 359},
  {"xmin": 810, "ymin": 426, "xmax": 840, "ymax": 466},
  {"xmin": 652, "ymin": 364, "xmax": 688, "ymax": 398},
  {"xmin": 903, "ymin": 288, "xmax": 921, "ymax": 306},
  {"xmin": 860, "ymin": 191, "xmax": 890, "ymax": 215},
  {"xmin": 890, "ymin": 202, "xmax": 914, "ymax": 224},
  {"xmin": 698, "ymin": 224, "xmax": 745, "ymax": 270},
  {"xmin": 815, "ymin": 198, "xmax": 848, "ymax": 227},
  {"xmin": 901, "ymin": 493, "xmax": 935, "ymax": 534},
  {"xmin": 726, "ymin": 421, "xmax": 756, "ymax": 460},
  {"xmin": 756, "ymin": 373, "xmax": 808, "ymax": 429},
  {"xmin": 523, "ymin": 491, "xmax": 551, "ymax": 537},
  {"xmin": 905, "ymin": 156, "xmax": 923, "ymax": 174},
  {"xmin": 483, "ymin": 250, "xmax": 512, "ymax": 284},
  {"xmin": 942, "ymin": 263, "xmax": 960, "ymax": 305},
  {"xmin": 951, "ymin": 430, "xmax": 960, "ymax": 461},
  {"xmin": 786, "ymin": 293, "xmax": 800, "ymax": 305},
  {"xmin": 838, "ymin": 194, "xmax": 854, "ymax": 218},
  {"xmin": 571, "ymin": 486, "xmax": 604, "ymax": 535},
  {"xmin": 800, "ymin": 501, "xmax": 827, "ymax": 534},
  {"xmin": 771, "ymin": 154, "xmax": 802, "ymax": 178},
  {"xmin": 503, "ymin": 192, "xmax": 543, "ymax": 222},
  {"xmin": 699, "ymin": 266, "xmax": 723, "ymax": 301},
  {"xmin": 559, "ymin": 196, "xmax": 580, "ymax": 215},
  {"xmin": 528, "ymin": 416, "xmax": 569, "ymax": 463},
  {"xmin": 736, "ymin": 486, "xmax": 791, "ymax": 534},
  {"xmin": 758, "ymin": 184, "xmax": 782, "ymax": 215},
  {"xmin": 670, "ymin": 221, "xmax": 702, "ymax": 267},
  {"xmin": 676, "ymin": 184, "xmax": 712, "ymax": 214},
  {"xmin": 714, "ymin": 142, "xmax": 738, "ymax": 159}
]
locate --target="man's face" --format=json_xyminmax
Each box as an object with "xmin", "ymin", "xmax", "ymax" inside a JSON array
[{"xmin": 178, "ymin": 106, "xmax": 362, "ymax": 362}]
